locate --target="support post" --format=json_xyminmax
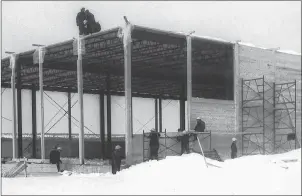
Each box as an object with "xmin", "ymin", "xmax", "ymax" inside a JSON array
[
  {"xmin": 16, "ymin": 60, "xmax": 23, "ymax": 158},
  {"xmin": 294, "ymin": 80, "xmax": 297, "ymax": 149},
  {"xmin": 31, "ymin": 85, "xmax": 37, "ymax": 158},
  {"xmin": 68, "ymin": 91, "xmax": 72, "ymax": 140},
  {"xmin": 180, "ymin": 82, "xmax": 186, "ymax": 131},
  {"xmin": 234, "ymin": 42, "xmax": 240, "ymax": 133},
  {"xmin": 273, "ymin": 82, "xmax": 275, "ymax": 153},
  {"xmin": 100, "ymin": 92, "xmax": 105, "ymax": 159},
  {"xmin": 37, "ymin": 47, "xmax": 46, "ymax": 161},
  {"xmin": 77, "ymin": 36, "xmax": 85, "ymax": 164},
  {"xmin": 123, "ymin": 21, "xmax": 133, "ymax": 166},
  {"xmin": 106, "ymin": 74, "xmax": 112, "ymax": 159},
  {"xmin": 262, "ymin": 76, "xmax": 265, "ymax": 155},
  {"xmin": 241, "ymin": 78, "xmax": 244, "ymax": 156},
  {"xmin": 159, "ymin": 97, "xmax": 162, "ymax": 133},
  {"xmin": 186, "ymin": 34, "xmax": 192, "ymax": 131},
  {"xmin": 10, "ymin": 54, "xmax": 17, "ymax": 159},
  {"xmin": 155, "ymin": 98, "xmax": 158, "ymax": 131}
]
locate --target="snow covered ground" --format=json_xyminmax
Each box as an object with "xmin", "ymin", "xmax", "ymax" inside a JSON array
[{"xmin": 2, "ymin": 149, "xmax": 301, "ymax": 195}]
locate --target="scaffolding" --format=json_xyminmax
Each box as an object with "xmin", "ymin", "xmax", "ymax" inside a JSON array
[
  {"xmin": 241, "ymin": 76, "xmax": 297, "ymax": 156},
  {"xmin": 142, "ymin": 129, "xmax": 212, "ymax": 162}
]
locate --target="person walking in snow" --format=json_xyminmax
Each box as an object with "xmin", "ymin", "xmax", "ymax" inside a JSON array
[
  {"xmin": 231, "ymin": 138, "xmax": 237, "ymax": 159},
  {"xmin": 148, "ymin": 128, "xmax": 161, "ymax": 160},
  {"xmin": 49, "ymin": 146, "xmax": 62, "ymax": 172},
  {"xmin": 112, "ymin": 145, "xmax": 122, "ymax": 174},
  {"xmin": 76, "ymin": 8, "xmax": 87, "ymax": 35}
]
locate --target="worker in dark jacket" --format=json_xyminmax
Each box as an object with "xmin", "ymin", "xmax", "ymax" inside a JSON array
[
  {"xmin": 76, "ymin": 8, "xmax": 87, "ymax": 35},
  {"xmin": 49, "ymin": 146, "xmax": 62, "ymax": 172},
  {"xmin": 112, "ymin": 145, "xmax": 122, "ymax": 175},
  {"xmin": 231, "ymin": 138, "xmax": 237, "ymax": 159},
  {"xmin": 85, "ymin": 9, "xmax": 96, "ymax": 35},
  {"xmin": 148, "ymin": 128, "xmax": 160, "ymax": 160},
  {"xmin": 194, "ymin": 117, "xmax": 206, "ymax": 132},
  {"xmin": 181, "ymin": 130, "xmax": 190, "ymax": 154}
]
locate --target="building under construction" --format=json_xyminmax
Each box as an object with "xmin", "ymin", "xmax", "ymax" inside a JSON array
[{"xmin": 1, "ymin": 22, "xmax": 301, "ymax": 167}]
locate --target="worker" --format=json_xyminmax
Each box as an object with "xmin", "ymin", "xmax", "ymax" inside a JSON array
[
  {"xmin": 231, "ymin": 138, "xmax": 238, "ymax": 159},
  {"xmin": 49, "ymin": 146, "xmax": 62, "ymax": 172},
  {"xmin": 194, "ymin": 117, "xmax": 206, "ymax": 132},
  {"xmin": 76, "ymin": 8, "xmax": 87, "ymax": 35},
  {"xmin": 148, "ymin": 128, "xmax": 160, "ymax": 160},
  {"xmin": 181, "ymin": 130, "xmax": 190, "ymax": 154},
  {"xmin": 85, "ymin": 9, "xmax": 96, "ymax": 35},
  {"xmin": 112, "ymin": 145, "xmax": 122, "ymax": 175}
]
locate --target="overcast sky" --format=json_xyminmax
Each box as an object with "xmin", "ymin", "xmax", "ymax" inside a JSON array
[{"xmin": 1, "ymin": 1, "xmax": 301, "ymax": 58}]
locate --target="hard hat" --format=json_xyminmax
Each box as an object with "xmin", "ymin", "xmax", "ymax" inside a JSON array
[
  {"xmin": 115, "ymin": 145, "xmax": 121, "ymax": 150},
  {"xmin": 196, "ymin": 117, "xmax": 201, "ymax": 120},
  {"xmin": 151, "ymin": 128, "xmax": 156, "ymax": 132},
  {"xmin": 57, "ymin": 147, "xmax": 62, "ymax": 151},
  {"xmin": 232, "ymin": 138, "xmax": 237, "ymax": 142}
]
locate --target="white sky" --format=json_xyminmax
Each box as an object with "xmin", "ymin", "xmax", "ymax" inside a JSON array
[{"xmin": 1, "ymin": 1, "xmax": 301, "ymax": 58}]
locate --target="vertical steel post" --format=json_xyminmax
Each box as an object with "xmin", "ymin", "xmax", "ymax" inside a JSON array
[
  {"xmin": 241, "ymin": 78, "xmax": 244, "ymax": 156},
  {"xmin": 123, "ymin": 23, "xmax": 133, "ymax": 166},
  {"xmin": 186, "ymin": 35, "xmax": 192, "ymax": 131},
  {"xmin": 38, "ymin": 47, "xmax": 45, "ymax": 160},
  {"xmin": 262, "ymin": 76, "xmax": 265, "ymax": 155},
  {"xmin": 16, "ymin": 60, "xmax": 23, "ymax": 158},
  {"xmin": 68, "ymin": 91, "xmax": 72, "ymax": 140},
  {"xmin": 159, "ymin": 97, "xmax": 162, "ymax": 133},
  {"xmin": 155, "ymin": 99, "xmax": 158, "ymax": 131},
  {"xmin": 31, "ymin": 85, "xmax": 37, "ymax": 158},
  {"xmin": 294, "ymin": 80, "xmax": 297, "ymax": 149},
  {"xmin": 273, "ymin": 82, "xmax": 276, "ymax": 153},
  {"xmin": 234, "ymin": 42, "xmax": 240, "ymax": 133},
  {"xmin": 10, "ymin": 54, "xmax": 17, "ymax": 159},
  {"xmin": 106, "ymin": 75, "xmax": 112, "ymax": 159},
  {"xmin": 100, "ymin": 92, "xmax": 105, "ymax": 159},
  {"xmin": 77, "ymin": 36, "xmax": 85, "ymax": 164}
]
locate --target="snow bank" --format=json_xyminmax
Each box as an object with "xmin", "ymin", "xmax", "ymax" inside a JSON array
[{"xmin": 2, "ymin": 149, "xmax": 301, "ymax": 195}]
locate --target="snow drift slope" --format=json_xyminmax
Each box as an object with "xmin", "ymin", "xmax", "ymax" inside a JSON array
[{"xmin": 2, "ymin": 149, "xmax": 301, "ymax": 195}]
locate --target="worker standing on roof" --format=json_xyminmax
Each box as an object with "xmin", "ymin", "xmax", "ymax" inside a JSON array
[
  {"xmin": 148, "ymin": 128, "xmax": 160, "ymax": 160},
  {"xmin": 85, "ymin": 9, "xmax": 96, "ymax": 35},
  {"xmin": 76, "ymin": 8, "xmax": 87, "ymax": 36},
  {"xmin": 231, "ymin": 138, "xmax": 237, "ymax": 159},
  {"xmin": 194, "ymin": 117, "xmax": 206, "ymax": 132}
]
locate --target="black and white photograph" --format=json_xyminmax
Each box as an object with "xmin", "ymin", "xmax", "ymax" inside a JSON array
[{"xmin": 1, "ymin": 1, "xmax": 301, "ymax": 195}]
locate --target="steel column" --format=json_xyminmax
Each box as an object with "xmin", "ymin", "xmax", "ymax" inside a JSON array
[
  {"xmin": 180, "ymin": 82, "xmax": 186, "ymax": 131},
  {"xmin": 155, "ymin": 98, "xmax": 158, "ymax": 131},
  {"xmin": 186, "ymin": 35, "xmax": 192, "ymax": 131},
  {"xmin": 77, "ymin": 36, "xmax": 85, "ymax": 164},
  {"xmin": 10, "ymin": 54, "xmax": 17, "ymax": 159},
  {"xmin": 31, "ymin": 85, "xmax": 37, "ymax": 158},
  {"xmin": 262, "ymin": 76, "xmax": 265, "ymax": 154},
  {"xmin": 16, "ymin": 60, "xmax": 23, "ymax": 158},
  {"xmin": 234, "ymin": 42, "xmax": 240, "ymax": 133},
  {"xmin": 100, "ymin": 92, "xmax": 105, "ymax": 159},
  {"xmin": 294, "ymin": 80, "xmax": 297, "ymax": 149},
  {"xmin": 273, "ymin": 82, "xmax": 276, "ymax": 153},
  {"xmin": 123, "ymin": 23, "xmax": 133, "ymax": 166},
  {"xmin": 68, "ymin": 91, "xmax": 72, "ymax": 140},
  {"xmin": 159, "ymin": 97, "xmax": 162, "ymax": 133},
  {"xmin": 106, "ymin": 74, "xmax": 112, "ymax": 159}
]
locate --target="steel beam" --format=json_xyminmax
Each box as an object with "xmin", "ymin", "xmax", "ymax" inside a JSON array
[{"xmin": 100, "ymin": 92, "xmax": 106, "ymax": 159}]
